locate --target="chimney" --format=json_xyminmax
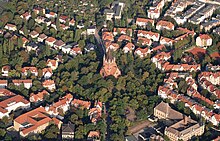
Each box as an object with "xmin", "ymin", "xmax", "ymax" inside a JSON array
[{"xmin": 183, "ymin": 115, "xmax": 188, "ymax": 125}]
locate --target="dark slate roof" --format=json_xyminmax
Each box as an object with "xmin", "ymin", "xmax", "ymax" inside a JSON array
[{"xmin": 62, "ymin": 123, "xmax": 75, "ymax": 133}]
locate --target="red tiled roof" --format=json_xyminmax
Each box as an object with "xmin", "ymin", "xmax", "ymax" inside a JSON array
[
  {"xmin": 12, "ymin": 79, "xmax": 32, "ymax": 83},
  {"xmin": 199, "ymin": 34, "xmax": 212, "ymax": 40},
  {"xmin": 46, "ymin": 37, "xmax": 56, "ymax": 42},
  {"xmin": 21, "ymin": 67, "xmax": 38, "ymax": 73},
  {"xmin": 136, "ymin": 18, "xmax": 154, "ymax": 24},
  {"xmin": 72, "ymin": 99, "xmax": 91, "ymax": 109},
  {"xmin": 157, "ymin": 20, "xmax": 174, "ymax": 29}
]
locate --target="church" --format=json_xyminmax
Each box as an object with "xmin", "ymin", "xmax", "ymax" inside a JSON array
[{"xmin": 100, "ymin": 49, "xmax": 121, "ymax": 78}]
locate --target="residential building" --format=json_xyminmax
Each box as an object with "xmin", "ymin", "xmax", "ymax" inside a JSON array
[
  {"xmin": 45, "ymin": 94, "xmax": 73, "ymax": 116},
  {"xmin": 71, "ymin": 99, "xmax": 91, "ymax": 109},
  {"xmin": 12, "ymin": 79, "xmax": 32, "ymax": 89},
  {"xmin": 137, "ymin": 30, "xmax": 160, "ymax": 41},
  {"xmin": 156, "ymin": 20, "xmax": 175, "ymax": 31},
  {"xmin": 20, "ymin": 12, "xmax": 31, "ymax": 20},
  {"xmin": 0, "ymin": 95, "xmax": 30, "ymax": 119},
  {"xmin": 196, "ymin": 34, "xmax": 212, "ymax": 48},
  {"xmin": 45, "ymin": 11, "xmax": 57, "ymax": 18},
  {"xmin": 87, "ymin": 26, "xmax": 96, "ymax": 35},
  {"xmin": 29, "ymin": 90, "xmax": 49, "ymax": 103},
  {"xmin": 0, "ymin": 80, "xmax": 7, "ymax": 88},
  {"xmin": 134, "ymin": 47, "xmax": 151, "ymax": 58},
  {"xmin": 4, "ymin": 23, "xmax": 17, "ymax": 31},
  {"xmin": 30, "ymin": 30, "xmax": 39, "ymax": 38},
  {"xmin": 26, "ymin": 42, "xmax": 38, "ymax": 52},
  {"xmin": 54, "ymin": 40, "xmax": 65, "ymax": 50},
  {"xmin": 21, "ymin": 67, "xmax": 38, "ymax": 76},
  {"xmin": 136, "ymin": 17, "xmax": 154, "ymax": 27},
  {"xmin": 45, "ymin": 37, "xmax": 56, "ymax": 47},
  {"xmin": 137, "ymin": 37, "xmax": 152, "ymax": 46},
  {"xmin": 47, "ymin": 59, "xmax": 58, "ymax": 70},
  {"xmin": 61, "ymin": 123, "xmax": 75, "ymax": 139},
  {"xmin": 42, "ymin": 80, "xmax": 56, "ymax": 91},
  {"xmin": 70, "ymin": 47, "xmax": 82, "ymax": 56},
  {"xmin": 42, "ymin": 68, "xmax": 53, "ymax": 79},
  {"xmin": 165, "ymin": 116, "xmax": 205, "ymax": 141},
  {"xmin": 104, "ymin": 1, "xmax": 125, "ymax": 20},
  {"xmin": 1, "ymin": 65, "xmax": 10, "ymax": 77},
  {"xmin": 38, "ymin": 34, "xmax": 48, "ymax": 42},
  {"xmin": 14, "ymin": 107, "xmax": 62, "ymax": 137},
  {"xmin": 123, "ymin": 42, "xmax": 135, "ymax": 53},
  {"xmin": 87, "ymin": 131, "xmax": 100, "ymax": 141}
]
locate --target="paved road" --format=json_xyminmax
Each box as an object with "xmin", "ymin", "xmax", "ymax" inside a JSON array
[
  {"xmin": 94, "ymin": 28, "xmax": 106, "ymax": 56},
  {"xmin": 128, "ymin": 120, "xmax": 154, "ymax": 134}
]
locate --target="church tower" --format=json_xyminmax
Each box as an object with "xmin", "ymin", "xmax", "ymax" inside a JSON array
[{"xmin": 100, "ymin": 49, "xmax": 121, "ymax": 78}]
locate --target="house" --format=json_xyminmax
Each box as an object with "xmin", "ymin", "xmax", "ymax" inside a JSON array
[
  {"xmin": 87, "ymin": 26, "xmax": 96, "ymax": 35},
  {"xmin": 42, "ymin": 80, "xmax": 56, "ymax": 91},
  {"xmin": 70, "ymin": 47, "xmax": 82, "ymax": 56},
  {"xmin": 20, "ymin": 12, "xmax": 31, "ymax": 20},
  {"xmin": 89, "ymin": 101, "xmax": 102, "ymax": 123},
  {"xmin": 14, "ymin": 107, "xmax": 62, "ymax": 137},
  {"xmin": 12, "ymin": 79, "xmax": 32, "ymax": 89},
  {"xmin": 123, "ymin": 42, "xmax": 135, "ymax": 53},
  {"xmin": 85, "ymin": 43, "xmax": 96, "ymax": 53},
  {"xmin": 165, "ymin": 116, "xmax": 205, "ymax": 141},
  {"xmin": 54, "ymin": 40, "xmax": 65, "ymax": 50},
  {"xmin": 104, "ymin": 9, "xmax": 115, "ymax": 20},
  {"xmin": 1, "ymin": 65, "xmax": 10, "ymax": 77},
  {"xmin": 45, "ymin": 11, "xmax": 57, "ymax": 18},
  {"xmin": 0, "ymin": 89, "xmax": 15, "ymax": 97},
  {"xmin": 4, "ymin": 23, "xmax": 17, "ymax": 31},
  {"xmin": 102, "ymin": 32, "xmax": 114, "ymax": 42},
  {"xmin": 42, "ymin": 68, "xmax": 53, "ymax": 79},
  {"xmin": 21, "ymin": 67, "xmax": 38, "ymax": 76},
  {"xmin": 47, "ymin": 59, "xmax": 58, "ymax": 70},
  {"xmin": 117, "ymin": 34, "xmax": 131, "ymax": 42},
  {"xmin": 22, "ymin": 37, "xmax": 29, "ymax": 47},
  {"xmin": 210, "ymin": 114, "xmax": 220, "ymax": 126},
  {"xmin": 104, "ymin": 1, "xmax": 125, "ymax": 20},
  {"xmin": 35, "ymin": 16, "xmax": 46, "ymax": 24},
  {"xmin": 59, "ymin": 15, "xmax": 68, "ymax": 23},
  {"xmin": 147, "ymin": 8, "xmax": 160, "ymax": 19},
  {"xmin": 87, "ymin": 131, "xmax": 100, "ymax": 141},
  {"xmin": 105, "ymin": 42, "xmax": 119, "ymax": 51},
  {"xmin": 71, "ymin": 99, "xmax": 91, "ymax": 109},
  {"xmin": 137, "ymin": 37, "xmax": 152, "ymax": 46},
  {"xmin": 100, "ymin": 49, "xmax": 121, "ymax": 78},
  {"xmin": 196, "ymin": 34, "xmax": 212, "ymax": 48},
  {"xmin": 160, "ymin": 37, "xmax": 175, "ymax": 46},
  {"xmin": 61, "ymin": 44, "xmax": 74, "ymax": 54},
  {"xmin": 29, "ymin": 90, "xmax": 49, "ymax": 103},
  {"xmin": 113, "ymin": 28, "xmax": 132, "ymax": 36},
  {"xmin": 69, "ymin": 19, "xmax": 75, "ymax": 26},
  {"xmin": 134, "ymin": 47, "xmax": 151, "ymax": 58},
  {"xmin": 137, "ymin": 30, "xmax": 160, "ymax": 41},
  {"xmin": 33, "ymin": 7, "xmax": 45, "ymax": 14},
  {"xmin": 45, "ymin": 94, "xmax": 73, "ymax": 116},
  {"xmin": 45, "ymin": 37, "xmax": 56, "ymax": 47},
  {"xmin": 156, "ymin": 20, "xmax": 175, "ymax": 31},
  {"xmin": 0, "ymin": 80, "xmax": 7, "ymax": 88},
  {"xmin": 136, "ymin": 18, "xmax": 154, "ymax": 27},
  {"xmin": 60, "ymin": 24, "xmax": 69, "ymax": 30},
  {"xmin": 61, "ymin": 123, "xmax": 75, "ymax": 139},
  {"xmin": 26, "ymin": 42, "xmax": 38, "ymax": 52},
  {"xmin": 38, "ymin": 34, "xmax": 48, "ymax": 42},
  {"xmin": 154, "ymin": 101, "xmax": 183, "ymax": 120},
  {"xmin": 0, "ymin": 95, "xmax": 30, "ymax": 119}
]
